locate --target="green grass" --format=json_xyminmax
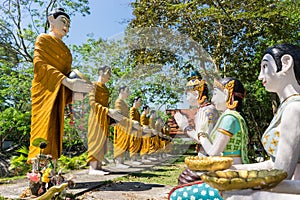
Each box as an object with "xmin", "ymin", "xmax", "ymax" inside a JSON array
[
  {"xmin": 113, "ymin": 159, "xmax": 186, "ymax": 186},
  {"xmin": 0, "ymin": 175, "xmax": 26, "ymax": 184}
]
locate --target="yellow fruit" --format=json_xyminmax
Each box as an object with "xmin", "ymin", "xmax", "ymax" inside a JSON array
[
  {"xmin": 226, "ymin": 170, "xmax": 239, "ymax": 178},
  {"xmin": 247, "ymin": 170, "xmax": 258, "ymax": 178},
  {"xmin": 238, "ymin": 170, "xmax": 249, "ymax": 179},
  {"xmin": 215, "ymin": 171, "xmax": 228, "ymax": 178}
]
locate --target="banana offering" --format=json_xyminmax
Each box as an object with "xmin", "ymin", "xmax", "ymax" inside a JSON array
[
  {"xmin": 184, "ymin": 156, "xmax": 233, "ymax": 171},
  {"xmin": 200, "ymin": 169, "xmax": 287, "ymax": 191}
]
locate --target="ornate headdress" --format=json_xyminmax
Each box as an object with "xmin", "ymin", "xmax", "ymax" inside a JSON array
[
  {"xmin": 214, "ymin": 78, "xmax": 246, "ymax": 110},
  {"xmin": 186, "ymin": 71, "xmax": 207, "ymax": 104}
]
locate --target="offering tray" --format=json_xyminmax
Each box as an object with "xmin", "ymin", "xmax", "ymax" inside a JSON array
[
  {"xmin": 184, "ymin": 156, "xmax": 233, "ymax": 171},
  {"xmin": 200, "ymin": 169, "xmax": 287, "ymax": 191}
]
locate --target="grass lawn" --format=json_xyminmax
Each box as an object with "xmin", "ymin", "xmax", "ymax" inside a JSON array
[{"xmin": 113, "ymin": 156, "xmax": 187, "ymax": 186}]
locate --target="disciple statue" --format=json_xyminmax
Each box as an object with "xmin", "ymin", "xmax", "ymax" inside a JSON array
[
  {"xmin": 28, "ymin": 8, "xmax": 92, "ymax": 166},
  {"xmin": 113, "ymin": 86, "xmax": 132, "ymax": 168},
  {"xmin": 174, "ymin": 71, "xmax": 219, "ymax": 156},
  {"xmin": 233, "ymin": 43, "xmax": 300, "ymax": 182},
  {"xmin": 140, "ymin": 105, "xmax": 152, "ymax": 163},
  {"xmin": 87, "ymin": 65, "xmax": 124, "ymax": 175},
  {"xmin": 129, "ymin": 96, "xmax": 143, "ymax": 164},
  {"xmin": 198, "ymin": 77, "xmax": 250, "ymax": 165}
]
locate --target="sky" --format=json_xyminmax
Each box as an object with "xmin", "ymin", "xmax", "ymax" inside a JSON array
[{"xmin": 65, "ymin": 0, "xmax": 134, "ymax": 45}]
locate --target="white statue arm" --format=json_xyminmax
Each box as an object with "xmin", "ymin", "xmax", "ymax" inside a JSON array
[
  {"xmin": 62, "ymin": 77, "xmax": 92, "ymax": 93},
  {"xmin": 174, "ymin": 111, "xmax": 201, "ymax": 143},
  {"xmin": 107, "ymin": 109, "xmax": 124, "ymax": 122},
  {"xmin": 232, "ymin": 102, "xmax": 300, "ymax": 179},
  {"xmin": 275, "ymin": 102, "xmax": 300, "ymax": 179},
  {"xmin": 107, "ymin": 109, "xmax": 141, "ymax": 130},
  {"xmin": 232, "ymin": 159, "xmax": 274, "ymax": 170},
  {"xmin": 174, "ymin": 112, "xmax": 189, "ymax": 130},
  {"xmin": 194, "ymin": 109, "xmax": 228, "ymax": 155},
  {"xmin": 185, "ymin": 129, "xmax": 201, "ymax": 143},
  {"xmin": 200, "ymin": 131, "xmax": 230, "ymax": 156}
]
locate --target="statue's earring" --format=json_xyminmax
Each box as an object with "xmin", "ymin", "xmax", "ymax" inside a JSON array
[{"xmin": 225, "ymin": 80, "xmax": 238, "ymax": 109}]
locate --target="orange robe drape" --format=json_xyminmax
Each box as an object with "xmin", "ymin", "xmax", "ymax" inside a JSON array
[
  {"xmin": 113, "ymin": 98, "xmax": 132, "ymax": 158},
  {"xmin": 28, "ymin": 33, "xmax": 72, "ymax": 162},
  {"xmin": 129, "ymin": 107, "xmax": 142, "ymax": 156},
  {"xmin": 140, "ymin": 113, "xmax": 151, "ymax": 156},
  {"xmin": 162, "ymin": 126, "xmax": 172, "ymax": 153},
  {"xmin": 155, "ymin": 122, "xmax": 164, "ymax": 152},
  {"xmin": 87, "ymin": 82, "xmax": 109, "ymax": 163},
  {"xmin": 148, "ymin": 117, "xmax": 157, "ymax": 154}
]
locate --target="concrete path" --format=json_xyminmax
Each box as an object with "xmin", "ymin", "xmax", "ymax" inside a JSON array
[{"xmin": 0, "ymin": 155, "xmax": 178, "ymax": 199}]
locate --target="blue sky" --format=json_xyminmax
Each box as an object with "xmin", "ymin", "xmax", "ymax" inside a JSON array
[{"xmin": 65, "ymin": 0, "xmax": 133, "ymax": 45}]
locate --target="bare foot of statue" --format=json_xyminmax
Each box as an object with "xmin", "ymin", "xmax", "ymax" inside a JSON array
[
  {"xmin": 141, "ymin": 155, "xmax": 152, "ymax": 163},
  {"xmin": 89, "ymin": 161, "xmax": 109, "ymax": 175},
  {"xmin": 148, "ymin": 156, "xmax": 158, "ymax": 161},
  {"xmin": 142, "ymin": 159, "xmax": 152, "ymax": 163},
  {"xmin": 88, "ymin": 166, "xmax": 109, "ymax": 175},
  {"xmin": 130, "ymin": 160, "xmax": 142, "ymax": 165},
  {"xmin": 115, "ymin": 163, "xmax": 130, "ymax": 169}
]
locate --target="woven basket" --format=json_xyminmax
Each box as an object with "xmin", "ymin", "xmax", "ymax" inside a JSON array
[
  {"xmin": 184, "ymin": 156, "xmax": 233, "ymax": 171},
  {"xmin": 200, "ymin": 169, "xmax": 287, "ymax": 191}
]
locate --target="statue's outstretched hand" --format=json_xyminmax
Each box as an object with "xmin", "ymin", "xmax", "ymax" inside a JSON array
[
  {"xmin": 142, "ymin": 126, "xmax": 152, "ymax": 134},
  {"xmin": 62, "ymin": 77, "xmax": 93, "ymax": 93},
  {"xmin": 108, "ymin": 109, "xmax": 123, "ymax": 122},
  {"xmin": 152, "ymin": 129, "xmax": 157, "ymax": 135},
  {"xmin": 195, "ymin": 109, "xmax": 209, "ymax": 134},
  {"xmin": 132, "ymin": 120, "xmax": 141, "ymax": 130},
  {"xmin": 174, "ymin": 111, "xmax": 189, "ymax": 130},
  {"xmin": 195, "ymin": 109, "xmax": 212, "ymax": 143}
]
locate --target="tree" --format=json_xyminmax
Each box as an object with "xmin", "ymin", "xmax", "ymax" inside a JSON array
[{"xmin": 128, "ymin": 0, "xmax": 300, "ymax": 161}]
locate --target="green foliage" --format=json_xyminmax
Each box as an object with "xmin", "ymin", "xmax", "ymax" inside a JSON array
[
  {"xmin": 9, "ymin": 146, "xmax": 30, "ymax": 176},
  {"xmin": 57, "ymin": 153, "xmax": 87, "ymax": 171},
  {"xmin": 0, "ymin": 108, "xmax": 31, "ymax": 151},
  {"xmin": 129, "ymin": 0, "xmax": 300, "ymax": 160},
  {"xmin": 9, "ymin": 145, "xmax": 88, "ymax": 176}
]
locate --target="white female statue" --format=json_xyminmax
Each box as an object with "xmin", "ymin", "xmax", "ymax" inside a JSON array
[
  {"xmin": 171, "ymin": 76, "xmax": 249, "ymax": 199},
  {"xmin": 233, "ymin": 43, "xmax": 300, "ymax": 181},
  {"xmin": 174, "ymin": 71, "xmax": 219, "ymax": 156}
]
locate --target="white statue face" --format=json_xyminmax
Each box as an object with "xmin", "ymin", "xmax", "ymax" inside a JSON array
[
  {"xmin": 144, "ymin": 107, "xmax": 150, "ymax": 114},
  {"xmin": 258, "ymin": 54, "xmax": 281, "ymax": 93},
  {"xmin": 121, "ymin": 87, "xmax": 130, "ymax": 99},
  {"xmin": 211, "ymin": 87, "xmax": 227, "ymax": 111},
  {"xmin": 49, "ymin": 15, "xmax": 70, "ymax": 39},
  {"xmin": 186, "ymin": 90, "xmax": 199, "ymax": 107},
  {"xmin": 100, "ymin": 68, "xmax": 111, "ymax": 83},
  {"xmin": 136, "ymin": 98, "xmax": 142, "ymax": 107},
  {"xmin": 150, "ymin": 112, "xmax": 156, "ymax": 118}
]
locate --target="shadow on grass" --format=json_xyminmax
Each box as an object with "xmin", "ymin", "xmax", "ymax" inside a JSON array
[
  {"xmin": 93, "ymin": 181, "xmax": 166, "ymax": 192},
  {"xmin": 127, "ymin": 172, "xmax": 162, "ymax": 178}
]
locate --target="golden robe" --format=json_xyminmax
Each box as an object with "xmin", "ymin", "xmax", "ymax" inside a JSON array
[
  {"xmin": 129, "ymin": 107, "xmax": 142, "ymax": 156},
  {"xmin": 155, "ymin": 121, "xmax": 164, "ymax": 152},
  {"xmin": 140, "ymin": 113, "xmax": 151, "ymax": 156},
  {"xmin": 113, "ymin": 98, "xmax": 132, "ymax": 158},
  {"xmin": 28, "ymin": 33, "xmax": 72, "ymax": 162},
  {"xmin": 163, "ymin": 126, "xmax": 172, "ymax": 153},
  {"xmin": 87, "ymin": 82, "xmax": 109, "ymax": 163},
  {"xmin": 148, "ymin": 117, "xmax": 157, "ymax": 154}
]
